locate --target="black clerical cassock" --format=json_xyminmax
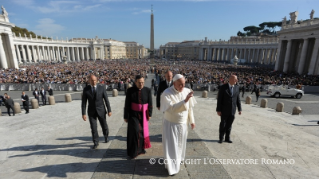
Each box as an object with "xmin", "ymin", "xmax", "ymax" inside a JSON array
[{"xmin": 124, "ymin": 86, "xmax": 153, "ymax": 159}]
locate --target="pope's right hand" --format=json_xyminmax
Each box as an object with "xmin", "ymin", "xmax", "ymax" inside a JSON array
[{"xmin": 82, "ymin": 115, "xmax": 87, "ymax": 121}]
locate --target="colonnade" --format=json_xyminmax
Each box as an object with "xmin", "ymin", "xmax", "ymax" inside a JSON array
[
  {"xmin": 199, "ymin": 47, "xmax": 278, "ymax": 65},
  {"xmin": 13, "ymin": 45, "xmax": 94, "ymax": 63}
]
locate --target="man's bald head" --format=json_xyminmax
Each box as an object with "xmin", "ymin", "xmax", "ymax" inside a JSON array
[
  {"xmin": 90, "ymin": 74, "xmax": 98, "ymax": 86},
  {"xmin": 165, "ymin": 70, "xmax": 173, "ymax": 82},
  {"xmin": 229, "ymin": 75, "xmax": 238, "ymax": 85}
]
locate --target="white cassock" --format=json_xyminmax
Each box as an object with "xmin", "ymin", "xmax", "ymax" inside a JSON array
[{"xmin": 160, "ymin": 86, "xmax": 196, "ymax": 175}]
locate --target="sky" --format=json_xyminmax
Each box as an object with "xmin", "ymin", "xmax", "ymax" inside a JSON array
[{"xmin": 1, "ymin": 0, "xmax": 319, "ymax": 48}]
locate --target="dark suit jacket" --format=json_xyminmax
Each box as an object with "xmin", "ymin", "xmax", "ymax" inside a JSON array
[
  {"xmin": 81, "ymin": 85, "xmax": 112, "ymax": 117},
  {"xmin": 48, "ymin": 89, "xmax": 53, "ymax": 96},
  {"xmin": 216, "ymin": 84, "xmax": 242, "ymax": 116},
  {"xmin": 40, "ymin": 90, "xmax": 46, "ymax": 98},
  {"xmin": 5, "ymin": 98, "xmax": 14, "ymax": 108},
  {"xmin": 156, "ymin": 80, "xmax": 171, "ymax": 108},
  {"xmin": 33, "ymin": 91, "xmax": 39, "ymax": 98},
  {"xmin": 21, "ymin": 95, "xmax": 29, "ymax": 105}
]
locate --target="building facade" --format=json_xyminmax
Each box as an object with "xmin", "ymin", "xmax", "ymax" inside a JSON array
[
  {"xmin": 0, "ymin": 6, "xmax": 148, "ymax": 69},
  {"xmin": 160, "ymin": 37, "xmax": 279, "ymax": 65},
  {"xmin": 275, "ymin": 11, "xmax": 319, "ymax": 75}
]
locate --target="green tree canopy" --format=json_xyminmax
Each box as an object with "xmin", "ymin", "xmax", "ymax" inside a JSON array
[
  {"xmin": 11, "ymin": 26, "xmax": 50, "ymax": 39},
  {"xmin": 243, "ymin": 26, "xmax": 261, "ymax": 34}
]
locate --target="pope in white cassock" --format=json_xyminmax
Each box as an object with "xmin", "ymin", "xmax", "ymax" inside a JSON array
[{"xmin": 160, "ymin": 74, "xmax": 197, "ymax": 176}]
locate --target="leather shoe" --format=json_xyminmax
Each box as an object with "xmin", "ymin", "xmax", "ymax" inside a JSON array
[
  {"xmin": 105, "ymin": 138, "xmax": 109, "ymax": 143},
  {"xmin": 218, "ymin": 140, "xmax": 223, "ymax": 144},
  {"xmin": 92, "ymin": 144, "xmax": 99, "ymax": 149},
  {"xmin": 225, "ymin": 140, "xmax": 233, "ymax": 143}
]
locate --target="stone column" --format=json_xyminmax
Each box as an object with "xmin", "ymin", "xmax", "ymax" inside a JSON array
[
  {"xmin": 21, "ymin": 45, "xmax": 27, "ymax": 62},
  {"xmin": 31, "ymin": 45, "xmax": 36, "ymax": 62},
  {"xmin": 15, "ymin": 45, "xmax": 21, "ymax": 63},
  {"xmin": 37, "ymin": 46, "xmax": 41, "ymax": 62},
  {"xmin": 275, "ymin": 40, "xmax": 283, "ymax": 71},
  {"xmin": 0, "ymin": 35, "xmax": 8, "ymax": 68},
  {"xmin": 297, "ymin": 38, "xmax": 309, "ymax": 74},
  {"xmin": 283, "ymin": 40, "xmax": 292, "ymax": 73},
  {"xmin": 57, "ymin": 47, "xmax": 61, "ymax": 61},
  {"xmin": 71, "ymin": 47, "xmax": 75, "ymax": 61},
  {"xmin": 86, "ymin": 47, "xmax": 90, "ymax": 60},
  {"xmin": 27, "ymin": 46, "xmax": 32, "ymax": 62},
  {"xmin": 207, "ymin": 48, "xmax": 212, "ymax": 61},
  {"xmin": 244, "ymin": 48, "xmax": 247, "ymax": 60},
  {"xmin": 308, "ymin": 38, "xmax": 319, "ymax": 74},
  {"xmin": 67, "ymin": 47, "xmax": 71, "ymax": 61},
  {"xmin": 231, "ymin": 48, "xmax": 234, "ymax": 61},
  {"xmin": 7, "ymin": 33, "xmax": 19, "ymax": 68},
  {"xmin": 81, "ymin": 47, "xmax": 85, "ymax": 61},
  {"xmin": 76, "ymin": 47, "xmax": 80, "ymax": 61},
  {"xmin": 91, "ymin": 47, "xmax": 96, "ymax": 61},
  {"xmin": 255, "ymin": 49, "xmax": 259, "ymax": 63},
  {"xmin": 52, "ymin": 47, "xmax": 56, "ymax": 61},
  {"xmin": 48, "ymin": 46, "xmax": 52, "ymax": 61},
  {"xmin": 252, "ymin": 49, "xmax": 255, "ymax": 63},
  {"xmin": 44, "ymin": 46, "xmax": 47, "ymax": 61},
  {"xmin": 41, "ymin": 46, "xmax": 45, "ymax": 61},
  {"xmin": 61, "ymin": 47, "xmax": 65, "ymax": 59},
  {"xmin": 216, "ymin": 48, "xmax": 220, "ymax": 61}
]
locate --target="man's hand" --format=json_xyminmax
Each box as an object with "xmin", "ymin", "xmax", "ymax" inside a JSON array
[
  {"xmin": 217, "ymin": 111, "xmax": 222, "ymax": 116},
  {"xmin": 82, "ymin": 115, "xmax": 87, "ymax": 121},
  {"xmin": 185, "ymin": 92, "xmax": 194, "ymax": 103},
  {"xmin": 239, "ymin": 111, "xmax": 242, "ymax": 115},
  {"xmin": 191, "ymin": 123, "xmax": 195, "ymax": 130},
  {"xmin": 124, "ymin": 119, "xmax": 128, "ymax": 123},
  {"xmin": 148, "ymin": 117, "xmax": 151, "ymax": 121},
  {"xmin": 157, "ymin": 107, "xmax": 160, "ymax": 110},
  {"xmin": 108, "ymin": 112, "xmax": 112, "ymax": 117}
]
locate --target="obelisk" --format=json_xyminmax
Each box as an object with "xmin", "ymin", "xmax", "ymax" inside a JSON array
[{"xmin": 150, "ymin": 5, "xmax": 154, "ymax": 59}]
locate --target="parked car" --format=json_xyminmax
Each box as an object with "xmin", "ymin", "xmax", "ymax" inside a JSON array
[{"xmin": 267, "ymin": 85, "xmax": 304, "ymax": 99}]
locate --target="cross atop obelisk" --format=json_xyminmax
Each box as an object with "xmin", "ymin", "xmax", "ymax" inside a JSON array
[{"xmin": 150, "ymin": 4, "xmax": 154, "ymax": 59}]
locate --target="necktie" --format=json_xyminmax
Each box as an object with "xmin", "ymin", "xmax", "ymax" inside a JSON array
[
  {"xmin": 93, "ymin": 86, "xmax": 96, "ymax": 95},
  {"xmin": 230, "ymin": 86, "xmax": 233, "ymax": 96}
]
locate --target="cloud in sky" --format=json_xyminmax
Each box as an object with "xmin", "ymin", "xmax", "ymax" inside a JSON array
[
  {"xmin": 12, "ymin": 0, "xmax": 102, "ymax": 14},
  {"xmin": 34, "ymin": 18, "xmax": 65, "ymax": 36},
  {"xmin": 133, "ymin": 9, "xmax": 152, "ymax": 15}
]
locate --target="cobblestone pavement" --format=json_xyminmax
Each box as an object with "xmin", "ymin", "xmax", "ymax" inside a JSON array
[
  {"xmin": 91, "ymin": 96, "xmax": 231, "ymax": 179},
  {"xmin": 92, "ymin": 74, "xmax": 231, "ymax": 178}
]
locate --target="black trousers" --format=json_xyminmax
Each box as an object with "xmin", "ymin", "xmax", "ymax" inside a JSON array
[
  {"xmin": 42, "ymin": 96, "xmax": 46, "ymax": 105},
  {"xmin": 23, "ymin": 102, "xmax": 29, "ymax": 112},
  {"xmin": 7, "ymin": 106, "xmax": 15, "ymax": 116},
  {"xmin": 219, "ymin": 114, "xmax": 235, "ymax": 140},
  {"xmin": 88, "ymin": 113, "xmax": 109, "ymax": 145}
]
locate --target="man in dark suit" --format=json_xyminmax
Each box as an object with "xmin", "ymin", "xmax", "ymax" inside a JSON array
[
  {"xmin": 21, "ymin": 91, "xmax": 29, "ymax": 114},
  {"xmin": 47, "ymin": 86, "xmax": 53, "ymax": 96},
  {"xmin": 5, "ymin": 95, "xmax": 15, "ymax": 116},
  {"xmin": 216, "ymin": 75, "xmax": 242, "ymax": 144},
  {"xmin": 82, "ymin": 74, "xmax": 112, "ymax": 149},
  {"xmin": 40, "ymin": 87, "xmax": 47, "ymax": 106},
  {"xmin": 156, "ymin": 70, "xmax": 173, "ymax": 110},
  {"xmin": 33, "ymin": 88, "xmax": 40, "ymax": 105}
]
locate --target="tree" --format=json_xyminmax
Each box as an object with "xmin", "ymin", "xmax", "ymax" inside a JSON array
[
  {"xmin": 243, "ymin": 26, "xmax": 261, "ymax": 35},
  {"xmin": 237, "ymin": 31, "xmax": 246, "ymax": 37},
  {"xmin": 11, "ymin": 26, "xmax": 50, "ymax": 39}
]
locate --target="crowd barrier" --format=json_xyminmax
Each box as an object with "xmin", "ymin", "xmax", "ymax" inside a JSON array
[{"xmin": 0, "ymin": 83, "xmax": 318, "ymax": 93}]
